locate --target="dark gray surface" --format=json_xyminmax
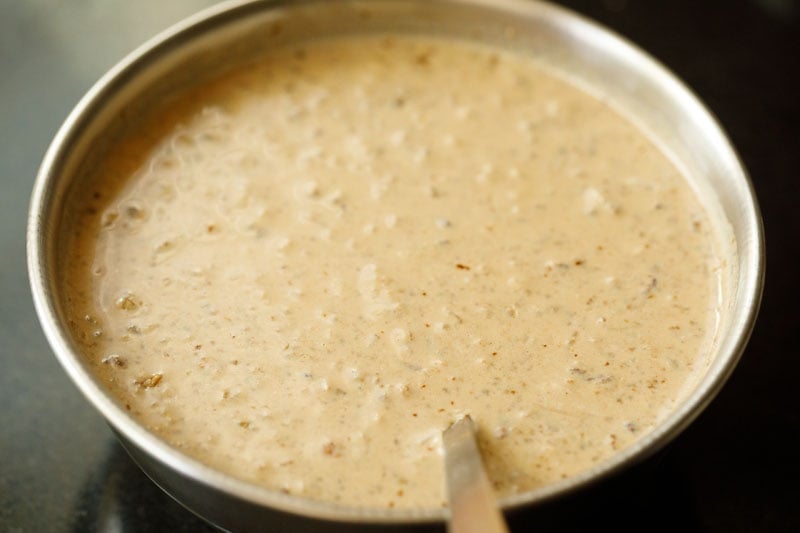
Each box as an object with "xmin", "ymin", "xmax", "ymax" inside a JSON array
[{"xmin": 2, "ymin": 1, "xmax": 798, "ymax": 531}]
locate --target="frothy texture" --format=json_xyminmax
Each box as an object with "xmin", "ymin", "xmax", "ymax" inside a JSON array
[{"xmin": 63, "ymin": 35, "xmax": 724, "ymax": 509}]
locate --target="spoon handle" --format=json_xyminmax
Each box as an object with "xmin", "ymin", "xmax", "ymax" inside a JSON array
[{"xmin": 443, "ymin": 416, "xmax": 510, "ymax": 533}]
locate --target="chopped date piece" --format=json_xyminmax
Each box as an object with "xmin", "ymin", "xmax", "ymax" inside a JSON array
[{"xmin": 134, "ymin": 373, "xmax": 162, "ymax": 389}]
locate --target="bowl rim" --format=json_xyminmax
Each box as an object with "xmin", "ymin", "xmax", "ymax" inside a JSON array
[{"xmin": 27, "ymin": 0, "xmax": 765, "ymax": 524}]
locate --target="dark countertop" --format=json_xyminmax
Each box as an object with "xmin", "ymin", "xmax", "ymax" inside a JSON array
[{"xmin": 1, "ymin": 1, "xmax": 797, "ymax": 531}]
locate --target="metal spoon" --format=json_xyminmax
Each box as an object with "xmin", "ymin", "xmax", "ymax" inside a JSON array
[{"xmin": 442, "ymin": 415, "xmax": 510, "ymax": 533}]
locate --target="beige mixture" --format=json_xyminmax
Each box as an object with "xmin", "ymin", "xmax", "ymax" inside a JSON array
[{"xmin": 63, "ymin": 35, "xmax": 725, "ymax": 509}]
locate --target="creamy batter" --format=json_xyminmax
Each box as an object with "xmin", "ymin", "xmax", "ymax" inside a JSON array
[{"xmin": 62, "ymin": 35, "xmax": 724, "ymax": 509}]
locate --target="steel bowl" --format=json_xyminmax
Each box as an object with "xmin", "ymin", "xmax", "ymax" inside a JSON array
[{"xmin": 27, "ymin": 0, "xmax": 764, "ymax": 530}]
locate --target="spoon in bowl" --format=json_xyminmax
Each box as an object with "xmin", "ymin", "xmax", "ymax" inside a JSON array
[{"xmin": 442, "ymin": 415, "xmax": 510, "ymax": 533}]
